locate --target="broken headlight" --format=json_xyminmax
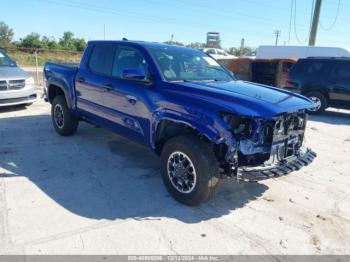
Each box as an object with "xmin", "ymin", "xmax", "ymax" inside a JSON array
[{"xmin": 220, "ymin": 113, "xmax": 254, "ymax": 138}]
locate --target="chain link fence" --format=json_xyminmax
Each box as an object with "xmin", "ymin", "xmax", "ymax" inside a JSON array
[{"xmin": 1, "ymin": 46, "xmax": 83, "ymax": 86}]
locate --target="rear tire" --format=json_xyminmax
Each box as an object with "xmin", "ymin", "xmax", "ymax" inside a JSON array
[
  {"xmin": 305, "ymin": 91, "xmax": 327, "ymax": 114},
  {"xmin": 160, "ymin": 135, "xmax": 221, "ymax": 206},
  {"xmin": 51, "ymin": 95, "xmax": 78, "ymax": 136}
]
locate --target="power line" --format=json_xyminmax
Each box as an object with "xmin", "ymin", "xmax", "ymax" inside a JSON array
[
  {"xmin": 149, "ymin": 0, "xmax": 322, "ymax": 30},
  {"xmin": 149, "ymin": 0, "xmax": 350, "ymax": 37},
  {"xmin": 35, "ymin": 0, "xmax": 350, "ymax": 38},
  {"xmin": 192, "ymin": 0, "xmax": 349, "ymax": 21},
  {"xmin": 33, "ymin": 0, "xmax": 278, "ymax": 41},
  {"xmin": 319, "ymin": 0, "xmax": 341, "ymax": 31},
  {"xmin": 294, "ymin": 0, "xmax": 315, "ymax": 44},
  {"xmin": 288, "ymin": 0, "xmax": 294, "ymax": 44},
  {"xmin": 31, "ymin": 0, "xmax": 350, "ymax": 47}
]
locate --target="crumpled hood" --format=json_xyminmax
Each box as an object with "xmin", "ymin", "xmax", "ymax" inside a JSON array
[
  {"xmin": 164, "ymin": 80, "xmax": 315, "ymax": 118},
  {"xmin": 0, "ymin": 66, "xmax": 29, "ymax": 80}
]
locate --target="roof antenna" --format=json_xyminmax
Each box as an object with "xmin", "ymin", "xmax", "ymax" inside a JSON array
[{"xmin": 122, "ymin": 37, "xmax": 128, "ymax": 41}]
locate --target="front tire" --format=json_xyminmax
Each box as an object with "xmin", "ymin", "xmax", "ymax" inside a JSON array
[
  {"xmin": 160, "ymin": 135, "xmax": 221, "ymax": 206},
  {"xmin": 51, "ymin": 95, "xmax": 78, "ymax": 136},
  {"xmin": 305, "ymin": 91, "xmax": 327, "ymax": 114}
]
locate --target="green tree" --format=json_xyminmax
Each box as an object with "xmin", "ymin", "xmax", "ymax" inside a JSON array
[
  {"xmin": 72, "ymin": 38, "xmax": 86, "ymax": 52},
  {"xmin": 42, "ymin": 36, "xmax": 60, "ymax": 50},
  {"xmin": 241, "ymin": 46, "xmax": 255, "ymax": 56},
  {"xmin": 186, "ymin": 42, "xmax": 207, "ymax": 49},
  {"xmin": 164, "ymin": 40, "xmax": 184, "ymax": 46},
  {"xmin": 59, "ymin": 31, "xmax": 74, "ymax": 49},
  {"xmin": 227, "ymin": 46, "xmax": 255, "ymax": 56},
  {"xmin": 227, "ymin": 47, "xmax": 240, "ymax": 56},
  {"xmin": 20, "ymin": 32, "xmax": 43, "ymax": 48},
  {"xmin": 0, "ymin": 21, "xmax": 14, "ymax": 46}
]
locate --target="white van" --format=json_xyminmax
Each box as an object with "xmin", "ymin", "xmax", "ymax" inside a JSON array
[{"xmin": 256, "ymin": 46, "xmax": 350, "ymax": 59}]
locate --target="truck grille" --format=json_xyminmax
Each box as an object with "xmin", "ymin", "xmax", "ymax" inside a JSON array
[
  {"xmin": 0, "ymin": 80, "xmax": 7, "ymax": 91},
  {"xmin": 0, "ymin": 79, "xmax": 26, "ymax": 91},
  {"xmin": 268, "ymin": 112, "xmax": 307, "ymax": 163},
  {"xmin": 9, "ymin": 79, "xmax": 25, "ymax": 90}
]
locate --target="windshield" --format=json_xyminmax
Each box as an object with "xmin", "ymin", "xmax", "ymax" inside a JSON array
[
  {"xmin": 147, "ymin": 46, "xmax": 233, "ymax": 82},
  {"xmin": 0, "ymin": 50, "xmax": 16, "ymax": 67}
]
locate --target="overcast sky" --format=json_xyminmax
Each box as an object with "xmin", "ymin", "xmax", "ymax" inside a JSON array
[{"xmin": 2, "ymin": 0, "xmax": 349, "ymax": 49}]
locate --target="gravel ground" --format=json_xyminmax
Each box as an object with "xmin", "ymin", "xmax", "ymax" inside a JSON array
[{"xmin": 0, "ymin": 98, "xmax": 349, "ymax": 255}]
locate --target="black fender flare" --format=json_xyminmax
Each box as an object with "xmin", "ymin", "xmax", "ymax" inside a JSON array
[{"xmin": 47, "ymin": 80, "xmax": 73, "ymax": 109}]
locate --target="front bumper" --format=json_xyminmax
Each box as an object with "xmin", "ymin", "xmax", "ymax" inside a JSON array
[
  {"xmin": 0, "ymin": 84, "xmax": 37, "ymax": 107},
  {"xmin": 237, "ymin": 147, "xmax": 316, "ymax": 182}
]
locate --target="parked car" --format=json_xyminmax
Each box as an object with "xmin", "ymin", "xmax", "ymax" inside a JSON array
[
  {"xmin": 44, "ymin": 40, "xmax": 316, "ymax": 205},
  {"xmin": 200, "ymin": 48, "xmax": 237, "ymax": 60},
  {"xmin": 0, "ymin": 49, "xmax": 37, "ymax": 107},
  {"xmin": 285, "ymin": 57, "xmax": 350, "ymax": 114}
]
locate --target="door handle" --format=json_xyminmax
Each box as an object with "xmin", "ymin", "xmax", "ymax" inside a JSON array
[
  {"xmin": 76, "ymin": 76, "xmax": 85, "ymax": 83},
  {"xmin": 126, "ymin": 95, "xmax": 138, "ymax": 105}
]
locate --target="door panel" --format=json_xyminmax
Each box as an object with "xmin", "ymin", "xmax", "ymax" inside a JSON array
[
  {"xmin": 76, "ymin": 73, "xmax": 112, "ymax": 116},
  {"xmin": 101, "ymin": 45, "xmax": 153, "ymax": 145},
  {"xmin": 75, "ymin": 44, "xmax": 115, "ymax": 117}
]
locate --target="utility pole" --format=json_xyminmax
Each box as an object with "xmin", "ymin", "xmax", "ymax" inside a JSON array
[
  {"xmin": 103, "ymin": 24, "xmax": 106, "ymax": 40},
  {"xmin": 273, "ymin": 30, "xmax": 281, "ymax": 46},
  {"xmin": 34, "ymin": 50, "xmax": 39, "ymax": 85},
  {"xmin": 309, "ymin": 0, "xmax": 322, "ymax": 46},
  {"xmin": 240, "ymin": 38, "xmax": 245, "ymax": 57}
]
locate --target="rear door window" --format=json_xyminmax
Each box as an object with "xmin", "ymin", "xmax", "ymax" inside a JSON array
[
  {"xmin": 88, "ymin": 44, "xmax": 115, "ymax": 76},
  {"xmin": 306, "ymin": 61, "xmax": 324, "ymax": 74},
  {"xmin": 331, "ymin": 61, "xmax": 350, "ymax": 80},
  {"xmin": 291, "ymin": 59, "xmax": 325, "ymax": 78}
]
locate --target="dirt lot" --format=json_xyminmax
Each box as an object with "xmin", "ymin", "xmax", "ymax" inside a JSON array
[{"xmin": 0, "ymin": 98, "xmax": 350, "ymax": 255}]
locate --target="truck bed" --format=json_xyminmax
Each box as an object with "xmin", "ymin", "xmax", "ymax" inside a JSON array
[
  {"xmin": 43, "ymin": 62, "xmax": 79, "ymax": 104},
  {"xmin": 44, "ymin": 62, "xmax": 78, "ymax": 85}
]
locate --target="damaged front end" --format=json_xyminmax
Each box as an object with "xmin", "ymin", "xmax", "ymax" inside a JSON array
[{"xmin": 219, "ymin": 111, "xmax": 316, "ymax": 181}]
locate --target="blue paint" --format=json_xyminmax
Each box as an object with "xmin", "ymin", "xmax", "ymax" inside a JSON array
[{"xmin": 44, "ymin": 40, "xmax": 315, "ymax": 165}]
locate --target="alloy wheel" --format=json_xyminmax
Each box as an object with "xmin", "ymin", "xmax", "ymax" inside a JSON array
[{"xmin": 167, "ymin": 151, "xmax": 197, "ymax": 194}]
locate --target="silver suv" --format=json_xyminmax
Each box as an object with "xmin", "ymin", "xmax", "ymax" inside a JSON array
[{"xmin": 0, "ymin": 49, "xmax": 37, "ymax": 107}]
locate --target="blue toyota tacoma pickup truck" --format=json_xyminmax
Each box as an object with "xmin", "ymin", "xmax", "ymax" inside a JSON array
[{"xmin": 44, "ymin": 40, "xmax": 316, "ymax": 205}]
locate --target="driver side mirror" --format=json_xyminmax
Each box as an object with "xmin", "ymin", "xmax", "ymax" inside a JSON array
[{"xmin": 122, "ymin": 68, "xmax": 147, "ymax": 81}]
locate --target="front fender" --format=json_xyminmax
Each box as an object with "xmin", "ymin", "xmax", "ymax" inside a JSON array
[{"xmin": 150, "ymin": 108, "xmax": 235, "ymax": 149}]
